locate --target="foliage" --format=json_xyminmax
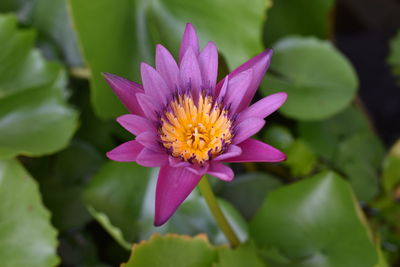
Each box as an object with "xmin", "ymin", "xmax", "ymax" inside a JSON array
[{"xmin": 0, "ymin": 0, "xmax": 399, "ymax": 266}]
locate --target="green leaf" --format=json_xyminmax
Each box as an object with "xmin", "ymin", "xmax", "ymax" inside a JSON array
[
  {"xmin": 250, "ymin": 171, "xmax": 378, "ymax": 267},
  {"xmin": 0, "ymin": 159, "xmax": 59, "ymax": 266},
  {"xmin": 264, "ymin": 0, "xmax": 334, "ymax": 45},
  {"xmin": 263, "ymin": 124, "xmax": 294, "ymax": 152},
  {"xmin": 215, "ymin": 242, "xmax": 266, "ymax": 267},
  {"xmin": 298, "ymin": 106, "xmax": 384, "ymax": 202},
  {"xmin": 218, "ymin": 172, "xmax": 282, "ymax": 219},
  {"xmin": 387, "ymin": 29, "xmax": 400, "ymax": 78},
  {"xmin": 382, "ymin": 139, "xmax": 400, "ymax": 195},
  {"xmin": 25, "ymin": 140, "xmax": 103, "ymax": 231},
  {"xmin": 0, "ymin": 14, "xmax": 78, "ymax": 159},
  {"xmin": 83, "ymin": 161, "xmax": 150, "ymax": 246},
  {"xmin": 284, "ymin": 139, "xmax": 317, "ymax": 177},
  {"xmin": 68, "ymin": 0, "xmax": 268, "ymax": 118},
  {"xmin": 30, "ymin": 0, "xmax": 82, "ymax": 66},
  {"xmin": 122, "ymin": 234, "xmax": 217, "ymax": 267},
  {"xmin": 335, "ymin": 132, "xmax": 384, "ymax": 202},
  {"xmin": 261, "ymin": 37, "xmax": 358, "ymax": 120}
]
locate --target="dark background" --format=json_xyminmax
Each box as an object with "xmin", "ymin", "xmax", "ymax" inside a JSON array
[{"xmin": 335, "ymin": 0, "xmax": 400, "ymax": 146}]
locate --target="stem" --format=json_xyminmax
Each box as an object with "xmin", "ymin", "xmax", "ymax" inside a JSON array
[{"xmin": 198, "ymin": 176, "xmax": 240, "ymax": 247}]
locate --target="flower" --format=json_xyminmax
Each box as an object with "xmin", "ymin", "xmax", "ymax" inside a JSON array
[{"xmin": 103, "ymin": 23, "xmax": 287, "ymax": 226}]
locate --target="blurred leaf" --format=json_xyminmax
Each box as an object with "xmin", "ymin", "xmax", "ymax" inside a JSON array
[
  {"xmin": 263, "ymin": 124, "xmax": 294, "ymax": 151},
  {"xmin": 297, "ymin": 106, "xmax": 371, "ymax": 162},
  {"xmin": 250, "ymin": 171, "xmax": 378, "ymax": 267},
  {"xmin": 0, "ymin": 0, "xmax": 82, "ymax": 66},
  {"xmin": 30, "ymin": 0, "xmax": 82, "ymax": 66},
  {"xmin": 382, "ymin": 139, "xmax": 400, "ymax": 195},
  {"xmin": 284, "ymin": 139, "xmax": 317, "ymax": 177},
  {"xmin": 0, "ymin": 159, "xmax": 59, "ymax": 266},
  {"xmin": 215, "ymin": 242, "xmax": 266, "ymax": 267},
  {"xmin": 264, "ymin": 0, "xmax": 334, "ymax": 45},
  {"xmin": 140, "ymin": 170, "xmax": 248, "ymax": 245},
  {"xmin": 84, "ymin": 161, "xmax": 150, "ymax": 245},
  {"xmin": 298, "ymin": 106, "xmax": 384, "ymax": 202},
  {"xmin": 26, "ymin": 140, "xmax": 103, "ymax": 231},
  {"xmin": 387, "ymin": 29, "xmax": 400, "ymax": 78},
  {"xmin": 122, "ymin": 234, "xmax": 217, "ymax": 267},
  {"xmin": 68, "ymin": 0, "xmax": 268, "ymax": 118},
  {"xmin": 0, "ymin": 14, "xmax": 78, "ymax": 159},
  {"xmin": 336, "ymin": 132, "xmax": 384, "ymax": 202},
  {"xmin": 261, "ymin": 37, "xmax": 358, "ymax": 120},
  {"xmin": 218, "ymin": 172, "xmax": 282, "ymax": 219}
]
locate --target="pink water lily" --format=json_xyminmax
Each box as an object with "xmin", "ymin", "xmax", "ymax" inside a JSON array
[{"xmin": 104, "ymin": 23, "xmax": 287, "ymax": 226}]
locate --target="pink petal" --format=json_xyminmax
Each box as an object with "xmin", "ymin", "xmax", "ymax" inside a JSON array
[
  {"xmin": 169, "ymin": 156, "xmax": 191, "ymax": 168},
  {"xmin": 102, "ymin": 73, "xmax": 144, "ymax": 116},
  {"xmin": 199, "ymin": 42, "xmax": 218, "ymax": 89},
  {"xmin": 225, "ymin": 69, "xmax": 253, "ymax": 113},
  {"xmin": 186, "ymin": 163, "xmax": 209, "ymax": 176},
  {"xmin": 179, "ymin": 23, "xmax": 199, "ymax": 64},
  {"xmin": 141, "ymin": 63, "xmax": 170, "ymax": 105},
  {"xmin": 106, "ymin": 140, "xmax": 143, "ymax": 162},
  {"xmin": 135, "ymin": 131, "xmax": 162, "ymax": 152},
  {"xmin": 136, "ymin": 93, "xmax": 158, "ymax": 121},
  {"xmin": 225, "ymin": 138, "xmax": 286, "ymax": 163},
  {"xmin": 216, "ymin": 49, "xmax": 273, "ymax": 112},
  {"xmin": 234, "ymin": 118, "xmax": 265, "ymax": 144},
  {"xmin": 238, "ymin": 92, "xmax": 288, "ymax": 123},
  {"xmin": 217, "ymin": 76, "xmax": 229, "ymax": 99},
  {"xmin": 180, "ymin": 48, "xmax": 203, "ymax": 95},
  {"xmin": 207, "ymin": 162, "xmax": 234, "ymax": 181},
  {"xmin": 136, "ymin": 148, "xmax": 168, "ymax": 167},
  {"xmin": 117, "ymin": 114, "xmax": 154, "ymax": 135},
  {"xmin": 214, "ymin": 145, "xmax": 242, "ymax": 161},
  {"xmin": 155, "ymin": 166, "xmax": 202, "ymax": 226},
  {"xmin": 156, "ymin": 44, "xmax": 179, "ymax": 90}
]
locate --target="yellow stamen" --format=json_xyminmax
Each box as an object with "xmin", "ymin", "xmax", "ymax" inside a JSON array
[{"xmin": 159, "ymin": 92, "xmax": 233, "ymax": 164}]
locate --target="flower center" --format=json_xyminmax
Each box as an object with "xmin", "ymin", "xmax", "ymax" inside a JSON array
[{"xmin": 159, "ymin": 92, "xmax": 233, "ymax": 165}]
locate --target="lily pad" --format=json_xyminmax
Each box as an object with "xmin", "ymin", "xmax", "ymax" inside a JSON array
[
  {"xmin": 250, "ymin": 171, "xmax": 378, "ymax": 267},
  {"xmin": 262, "ymin": 37, "xmax": 358, "ymax": 121}
]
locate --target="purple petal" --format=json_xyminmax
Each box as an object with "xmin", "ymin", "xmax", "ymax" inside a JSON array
[
  {"xmin": 136, "ymin": 93, "xmax": 158, "ymax": 121},
  {"xmin": 180, "ymin": 48, "xmax": 203, "ymax": 95},
  {"xmin": 136, "ymin": 148, "xmax": 168, "ymax": 167},
  {"xmin": 155, "ymin": 166, "xmax": 202, "ymax": 226},
  {"xmin": 135, "ymin": 131, "xmax": 162, "ymax": 152},
  {"xmin": 217, "ymin": 76, "xmax": 229, "ymax": 99},
  {"xmin": 169, "ymin": 156, "xmax": 191, "ymax": 168},
  {"xmin": 179, "ymin": 23, "xmax": 199, "ymax": 64},
  {"xmin": 214, "ymin": 145, "xmax": 242, "ymax": 161},
  {"xmin": 102, "ymin": 73, "xmax": 144, "ymax": 116},
  {"xmin": 207, "ymin": 162, "xmax": 234, "ymax": 181},
  {"xmin": 234, "ymin": 118, "xmax": 265, "ymax": 144},
  {"xmin": 225, "ymin": 138, "xmax": 286, "ymax": 163},
  {"xmin": 117, "ymin": 114, "xmax": 154, "ymax": 135},
  {"xmin": 237, "ymin": 92, "xmax": 287, "ymax": 123},
  {"xmin": 186, "ymin": 163, "xmax": 209, "ymax": 176},
  {"xmin": 106, "ymin": 140, "xmax": 143, "ymax": 162},
  {"xmin": 141, "ymin": 63, "xmax": 170, "ymax": 105},
  {"xmin": 156, "ymin": 44, "xmax": 179, "ymax": 90},
  {"xmin": 216, "ymin": 49, "xmax": 273, "ymax": 112},
  {"xmin": 199, "ymin": 42, "xmax": 218, "ymax": 89},
  {"xmin": 225, "ymin": 69, "xmax": 253, "ymax": 113}
]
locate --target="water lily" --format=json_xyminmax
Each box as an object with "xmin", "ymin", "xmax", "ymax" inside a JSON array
[{"xmin": 104, "ymin": 23, "xmax": 287, "ymax": 227}]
